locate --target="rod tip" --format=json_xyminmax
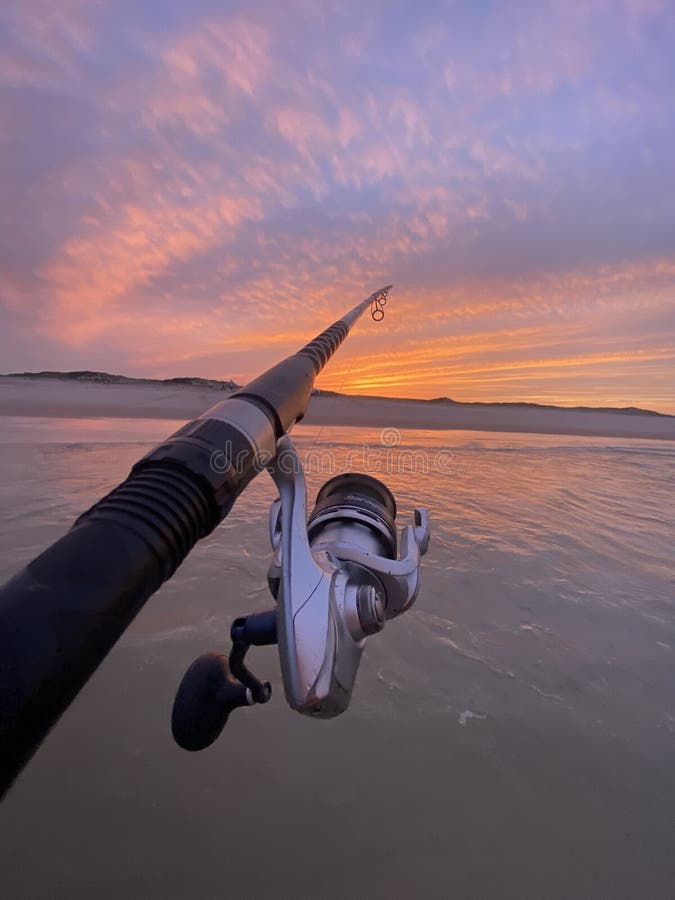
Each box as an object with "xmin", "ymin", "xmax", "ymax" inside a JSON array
[{"xmin": 371, "ymin": 284, "xmax": 393, "ymax": 298}]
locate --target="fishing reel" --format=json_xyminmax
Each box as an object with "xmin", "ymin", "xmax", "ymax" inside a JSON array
[{"xmin": 172, "ymin": 434, "xmax": 429, "ymax": 751}]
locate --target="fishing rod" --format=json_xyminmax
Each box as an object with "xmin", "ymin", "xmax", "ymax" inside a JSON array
[{"xmin": 0, "ymin": 285, "xmax": 429, "ymax": 796}]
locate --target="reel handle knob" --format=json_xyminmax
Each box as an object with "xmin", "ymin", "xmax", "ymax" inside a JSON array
[{"xmin": 172, "ymin": 653, "xmax": 256, "ymax": 751}]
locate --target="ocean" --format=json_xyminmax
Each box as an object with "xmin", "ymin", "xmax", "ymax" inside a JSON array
[{"xmin": 0, "ymin": 417, "xmax": 674, "ymax": 899}]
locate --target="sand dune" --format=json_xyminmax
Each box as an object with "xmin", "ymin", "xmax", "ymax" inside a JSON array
[{"xmin": 1, "ymin": 376, "xmax": 673, "ymax": 440}]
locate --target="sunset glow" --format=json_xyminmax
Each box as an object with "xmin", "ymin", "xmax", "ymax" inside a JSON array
[{"xmin": 1, "ymin": 1, "xmax": 674, "ymax": 411}]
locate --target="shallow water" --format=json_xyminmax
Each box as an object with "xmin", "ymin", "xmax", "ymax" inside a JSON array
[{"xmin": 0, "ymin": 417, "xmax": 674, "ymax": 899}]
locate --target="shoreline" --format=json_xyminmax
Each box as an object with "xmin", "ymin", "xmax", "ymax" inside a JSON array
[{"xmin": 1, "ymin": 377, "xmax": 674, "ymax": 441}]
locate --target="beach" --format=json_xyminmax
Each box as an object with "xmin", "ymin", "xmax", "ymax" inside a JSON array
[
  {"xmin": 1, "ymin": 378, "xmax": 674, "ymax": 900},
  {"xmin": 0, "ymin": 418, "xmax": 673, "ymax": 899},
  {"xmin": 1, "ymin": 376, "xmax": 674, "ymax": 440},
  {"xmin": 3, "ymin": 0, "xmax": 674, "ymax": 895}
]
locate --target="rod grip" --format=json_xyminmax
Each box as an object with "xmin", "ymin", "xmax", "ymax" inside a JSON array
[{"xmin": 0, "ymin": 462, "xmax": 221, "ymax": 797}]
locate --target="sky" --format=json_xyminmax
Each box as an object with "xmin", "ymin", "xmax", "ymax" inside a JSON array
[{"xmin": 1, "ymin": 0, "xmax": 674, "ymax": 411}]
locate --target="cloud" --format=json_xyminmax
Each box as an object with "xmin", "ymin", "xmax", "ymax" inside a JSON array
[{"xmin": 0, "ymin": 0, "xmax": 674, "ymax": 410}]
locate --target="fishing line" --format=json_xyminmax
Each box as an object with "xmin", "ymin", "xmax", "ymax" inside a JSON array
[
  {"xmin": 309, "ymin": 348, "xmax": 361, "ymax": 448},
  {"xmin": 309, "ymin": 286, "xmax": 390, "ymax": 447}
]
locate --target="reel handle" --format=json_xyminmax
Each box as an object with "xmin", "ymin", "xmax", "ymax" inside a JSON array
[
  {"xmin": 171, "ymin": 610, "xmax": 277, "ymax": 751},
  {"xmin": 171, "ymin": 653, "xmax": 262, "ymax": 751}
]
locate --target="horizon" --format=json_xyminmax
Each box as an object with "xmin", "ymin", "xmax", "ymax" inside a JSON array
[
  {"xmin": 2, "ymin": 2, "xmax": 674, "ymax": 413},
  {"xmin": 2, "ymin": 367, "xmax": 672, "ymax": 417}
]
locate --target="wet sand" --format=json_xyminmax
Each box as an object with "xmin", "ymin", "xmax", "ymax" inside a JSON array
[
  {"xmin": 1, "ymin": 377, "xmax": 674, "ymax": 440},
  {"xmin": 0, "ymin": 422, "xmax": 673, "ymax": 898}
]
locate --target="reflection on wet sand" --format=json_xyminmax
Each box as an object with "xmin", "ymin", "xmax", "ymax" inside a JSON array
[{"xmin": 0, "ymin": 420, "xmax": 674, "ymax": 898}]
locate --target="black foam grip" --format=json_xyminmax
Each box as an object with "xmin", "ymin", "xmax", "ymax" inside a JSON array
[{"xmin": 0, "ymin": 463, "xmax": 221, "ymax": 797}]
